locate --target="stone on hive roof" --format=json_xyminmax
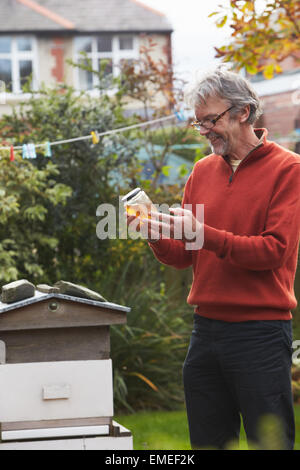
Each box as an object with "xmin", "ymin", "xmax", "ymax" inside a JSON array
[
  {"xmin": 1, "ymin": 279, "xmax": 35, "ymax": 304},
  {"xmin": 1, "ymin": 279, "xmax": 107, "ymax": 305},
  {"xmin": 54, "ymin": 280, "xmax": 107, "ymax": 302}
]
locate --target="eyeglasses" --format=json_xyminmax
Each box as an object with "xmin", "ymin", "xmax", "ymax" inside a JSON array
[{"xmin": 191, "ymin": 105, "xmax": 234, "ymax": 131}]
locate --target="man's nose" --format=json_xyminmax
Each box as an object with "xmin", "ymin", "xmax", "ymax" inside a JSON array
[{"xmin": 198, "ymin": 127, "xmax": 210, "ymax": 137}]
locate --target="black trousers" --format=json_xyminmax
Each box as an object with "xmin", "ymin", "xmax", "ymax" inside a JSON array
[{"xmin": 182, "ymin": 315, "xmax": 295, "ymax": 450}]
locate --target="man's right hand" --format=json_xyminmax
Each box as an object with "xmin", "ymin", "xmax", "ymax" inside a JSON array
[{"xmin": 126, "ymin": 214, "xmax": 160, "ymax": 243}]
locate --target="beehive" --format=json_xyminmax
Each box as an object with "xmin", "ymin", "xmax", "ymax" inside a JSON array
[{"xmin": 0, "ymin": 288, "xmax": 132, "ymax": 449}]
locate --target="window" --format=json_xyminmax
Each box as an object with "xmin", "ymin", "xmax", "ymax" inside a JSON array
[
  {"xmin": 74, "ymin": 35, "xmax": 138, "ymax": 91},
  {"xmin": 119, "ymin": 36, "xmax": 133, "ymax": 51},
  {"xmin": 0, "ymin": 36, "xmax": 37, "ymax": 94}
]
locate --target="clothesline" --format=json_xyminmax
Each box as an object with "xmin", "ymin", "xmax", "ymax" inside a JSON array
[{"xmin": 0, "ymin": 113, "xmax": 184, "ymax": 155}]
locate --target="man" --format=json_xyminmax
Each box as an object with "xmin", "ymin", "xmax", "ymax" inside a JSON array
[{"xmin": 128, "ymin": 68, "xmax": 300, "ymax": 449}]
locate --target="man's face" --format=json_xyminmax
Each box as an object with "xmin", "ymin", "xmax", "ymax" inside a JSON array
[{"xmin": 194, "ymin": 95, "xmax": 238, "ymax": 156}]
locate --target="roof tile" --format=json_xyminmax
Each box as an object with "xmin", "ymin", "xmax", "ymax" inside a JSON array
[{"xmin": 0, "ymin": 0, "xmax": 172, "ymax": 32}]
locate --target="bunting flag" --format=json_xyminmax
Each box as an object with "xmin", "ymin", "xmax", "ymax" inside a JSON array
[
  {"xmin": 22, "ymin": 144, "xmax": 29, "ymax": 159},
  {"xmin": 27, "ymin": 143, "xmax": 36, "ymax": 159},
  {"xmin": 44, "ymin": 141, "xmax": 52, "ymax": 157},
  {"xmin": 91, "ymin": 131, "xmax": 100, "ymax": 145},
  {"xmin": 175, "ymin": 110, "xmax": 186, "ymax": 122},
  {"xmin": 10, "ymin": 145, "xmax": 15, "ymax": 161}
]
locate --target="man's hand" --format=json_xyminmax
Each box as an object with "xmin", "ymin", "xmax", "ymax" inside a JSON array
[{"xmin": 127, "ymin": 207, "xmax": 203, "ymax": 244}]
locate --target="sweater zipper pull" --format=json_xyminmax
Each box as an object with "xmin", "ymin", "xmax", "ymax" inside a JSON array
[{"xmin": 229, "ymin": 173, "xmax": 233, "ymax": 183}]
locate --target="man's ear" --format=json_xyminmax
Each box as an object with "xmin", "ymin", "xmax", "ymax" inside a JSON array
[{"xmin": 240, "ymin": 105, "xmax": 250, "ymax": 123}]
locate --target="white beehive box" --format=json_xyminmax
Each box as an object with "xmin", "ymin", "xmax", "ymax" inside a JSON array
[
  {"xmin": 0, "ymin": 290, "xmax": 132, "ymax": 449},
  {"xmin": 0, "ymin": 360, "xmax": 113, "ymax": 422}
]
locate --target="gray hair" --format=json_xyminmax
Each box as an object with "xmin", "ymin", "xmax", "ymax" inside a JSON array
[{"xmin": 184, "ymin": 67, "xmax": 263, "ymax": 125}]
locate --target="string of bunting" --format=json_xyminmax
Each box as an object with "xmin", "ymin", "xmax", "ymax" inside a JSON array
[{"xmin": 0, "ymin": 112, "xmax": 186, "ymax": 162}]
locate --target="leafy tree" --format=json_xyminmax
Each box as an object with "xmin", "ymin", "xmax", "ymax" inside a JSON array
[
  {"xmin": 0, "ymin": 150, "xmax": 71, "ymax": 283},
  {"xmin": 0, "ymin": 83, "xmax": 140, "ymax": 285},
  {"xmin": 211, "ymin": 0, "xmax": 300, "ymax": 78}
]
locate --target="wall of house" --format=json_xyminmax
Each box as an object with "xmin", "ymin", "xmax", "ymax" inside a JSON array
[
  {"xmin": 140, "ymin": 33, "xmax": 171, "ymax": 67},
  {"xmin": 257, "ymin": 90, "xmax": 300, "ymax": 150},
  {"xmin": 0, "ymin": 32, "xmax": 172, "ymax": 118},
  {"xmin": 38, "ymin": 36, "xmax": 74, "ymax": 87},
  {"xmin": 251, "ymin": 60, "xmax": 300, "ymax": 151},
  {"xmin": 124, "ymin": 33, "xmax": 172, "ymax": 112},
  {"xmin": 278, "ymin": 54, "xmax": 300, "ymax": 74}
]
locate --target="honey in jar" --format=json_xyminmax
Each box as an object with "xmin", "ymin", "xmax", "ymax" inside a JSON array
[{"xmin": 122, "ymin": 187, "xmax": 158, "ymax": 219}]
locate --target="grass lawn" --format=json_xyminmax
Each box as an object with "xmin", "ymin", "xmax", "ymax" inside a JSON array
[{"xmin": 116, "ymin": 404, "xmax": 300, "ymax": 450}]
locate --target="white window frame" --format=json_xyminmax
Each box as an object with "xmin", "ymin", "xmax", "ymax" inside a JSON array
[
  {"xmin": 0, "ymin": 35, "xmax": 38, "ymax": 95},
  {"xmin": 73, "ymin": 34, "xmax": 139, "ymax": 93}
]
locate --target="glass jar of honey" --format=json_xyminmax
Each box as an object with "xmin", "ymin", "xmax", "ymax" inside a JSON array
[{"xmin": 122, "ymin": 187, "xmax": 158, "ymax": 219}]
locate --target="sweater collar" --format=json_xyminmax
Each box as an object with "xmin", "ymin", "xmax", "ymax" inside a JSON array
[
  {"xmin": 223, "ymin": 128, "xmax": 270, "ymax": 165},
  {"xmin": 253, "ymin": 127, "xmax": 268, "ymax": 148}
]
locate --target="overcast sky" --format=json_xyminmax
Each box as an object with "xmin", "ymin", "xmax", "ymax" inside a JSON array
[{"xmin": 140, "ymin": 0, "xmax": 232, "ymax": 81}]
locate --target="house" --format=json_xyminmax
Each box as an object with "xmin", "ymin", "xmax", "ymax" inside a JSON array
[
  {"xmin": 0, "ymin": 0, "xmax": 173, "ymax": 114},
  {"xmin": 249, "ymin": 55, "xmax": 300, "ymax": 152}
]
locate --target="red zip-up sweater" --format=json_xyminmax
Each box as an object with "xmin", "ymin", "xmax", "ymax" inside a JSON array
[{"xmin": 149, "ymin": 129, "xmax": 300, "ymax": 322}]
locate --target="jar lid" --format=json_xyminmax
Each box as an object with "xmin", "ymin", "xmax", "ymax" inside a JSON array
[{"xmin": 121, "ymin": 187, "xmax": 141, "ymax": 202}]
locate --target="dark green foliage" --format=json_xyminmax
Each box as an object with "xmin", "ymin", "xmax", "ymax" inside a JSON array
[
  {"xmin": 104, "ymin": 255, "xmax": 193, "ymax": 413},
  {"xmin": 0, "ymin": 84, "xmax": 140, "ymax": 285}
]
